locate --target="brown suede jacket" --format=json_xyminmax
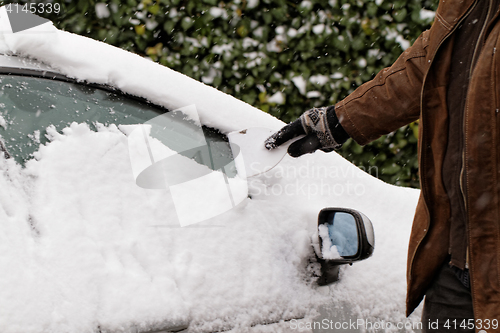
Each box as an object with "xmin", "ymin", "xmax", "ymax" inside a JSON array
[{"xmin": 335, "ymin": 0, "xmax": 500, "ymax": 327}]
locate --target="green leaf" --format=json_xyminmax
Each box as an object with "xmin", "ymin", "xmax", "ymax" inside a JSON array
[
  {"xmin": 181, "ymin": 17, "xmax": 194, "ymax": 31},
  {"xmin": 134, "ymin": 24, "xmax": 146, "ymax": 35},
  {"xmin": 148, "ymin": 3, "xmax": 160, "ymax": 15},
  {"xmin": 393, "ymin": 8, "xmax": 408, "ymax": 22}
]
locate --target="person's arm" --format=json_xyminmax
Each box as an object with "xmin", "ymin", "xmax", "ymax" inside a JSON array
[
  {"xmin": 335, "ymin": 29, "xmax": 430, "ymax": 145},
  {"xmin": 265, "ymin": 29, "xmax": 431, "ymax": 155}
]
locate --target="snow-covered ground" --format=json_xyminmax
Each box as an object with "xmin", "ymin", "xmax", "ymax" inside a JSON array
[{"xmin": 0, "ymin": 9, "xmax": 422, "ymax": 333}]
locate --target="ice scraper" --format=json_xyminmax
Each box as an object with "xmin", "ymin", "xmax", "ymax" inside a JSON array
[{"xmin": 228, "ymin": 127, "xmax": 305, "ymax": 178}]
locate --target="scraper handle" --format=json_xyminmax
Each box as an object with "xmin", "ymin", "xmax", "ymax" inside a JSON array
[
  {"xmin": 287, "ymin": 134, "xmax": 323, "ymax": 157},
  {"xmin": 264, "ymin": 124, "xmax": 332, "ymax": 158}
]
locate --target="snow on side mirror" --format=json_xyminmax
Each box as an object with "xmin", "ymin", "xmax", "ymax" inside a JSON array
[{"xmin": 315, "ymin": 208, "xmax": 375, "ymax": 286}]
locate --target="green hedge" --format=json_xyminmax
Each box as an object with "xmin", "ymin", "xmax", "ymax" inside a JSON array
[{"xmin": 11, "ymin": 0, "xmax": 438, "ymax": 188}]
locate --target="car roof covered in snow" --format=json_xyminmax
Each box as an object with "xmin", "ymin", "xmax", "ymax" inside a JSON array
[{"xmin": 0, "ymin": 6, "xmax": 284, "ymax": 134}]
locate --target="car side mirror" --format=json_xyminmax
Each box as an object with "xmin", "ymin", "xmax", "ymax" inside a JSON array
[{"xmin": 315, "ymin": 208, "xmax": 375, "ymax": 286}]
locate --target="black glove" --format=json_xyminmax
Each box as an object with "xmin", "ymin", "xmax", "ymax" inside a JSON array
[{"xmin": 264, "ymin": 106, "xmax": 349, "ymax": 157}]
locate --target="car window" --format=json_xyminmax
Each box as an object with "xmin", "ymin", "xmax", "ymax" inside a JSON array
[{"xmin": 0, "ymin": 74, "xmax": 236, "ymax": 176}]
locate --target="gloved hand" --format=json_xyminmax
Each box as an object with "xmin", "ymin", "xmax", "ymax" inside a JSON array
[{"xmin": 264, "ymin": 106, "xmax": 349, "ymax": 157}]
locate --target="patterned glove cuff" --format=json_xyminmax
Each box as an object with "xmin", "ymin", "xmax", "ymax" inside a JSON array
[{"xmin": 300, "ymin": 107, "xmax": 343, "ymax": 150}]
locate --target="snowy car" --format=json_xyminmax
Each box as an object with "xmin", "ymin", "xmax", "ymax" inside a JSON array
[{"xmin": 0, "ymin": 6, "xmax": 422, "ymax": 333}]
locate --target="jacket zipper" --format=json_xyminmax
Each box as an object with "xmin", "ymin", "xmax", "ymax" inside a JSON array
[
  {"xmin": 409, "ymin": 0, "xmax": 479, "ymax": 282},
  {"xmin": 461, "ymin": 0, "xmax": 493, "ymax": 270}
]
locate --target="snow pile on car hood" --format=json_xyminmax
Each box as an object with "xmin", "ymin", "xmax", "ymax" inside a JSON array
[{"xmin": 0, "ymin": 122, "xmax": 324, "ymax": 332}]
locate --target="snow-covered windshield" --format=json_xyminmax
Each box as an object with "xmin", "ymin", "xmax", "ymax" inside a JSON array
[{"xmin": 0, "ymin": 74, "xmax": 234, "ymax": 175}]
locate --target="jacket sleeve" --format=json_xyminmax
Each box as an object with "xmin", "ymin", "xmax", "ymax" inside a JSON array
[{"xmin": 334, "ymin": 29, "xmax": 431, "ymax": 146}]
